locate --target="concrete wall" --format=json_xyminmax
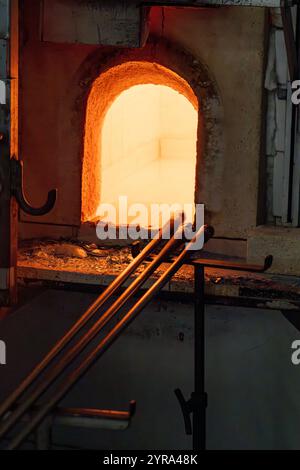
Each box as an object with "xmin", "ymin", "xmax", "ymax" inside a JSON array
[{"xmin": 19, "ymin": 1, "xmax": 267, "ymax": 240}]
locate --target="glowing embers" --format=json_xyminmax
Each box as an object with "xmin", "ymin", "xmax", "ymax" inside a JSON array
[{"xmin": 98, "ymin": 84, "xmax": 197, "ymax": 226}]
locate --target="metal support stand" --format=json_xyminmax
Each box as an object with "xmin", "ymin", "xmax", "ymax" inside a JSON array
[
  {"xmin": 175, "ymin": 255, "xmax": 273, "ymax": 451},
  {"xmin": 174, "ymin": 265, "xmax": 207, "ymax": 451},
  {"xmin": 193, "ymin": 265, "xmax": 207, "ymax": 451}
]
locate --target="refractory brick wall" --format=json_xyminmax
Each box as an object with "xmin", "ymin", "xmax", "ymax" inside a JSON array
[{"xmin": 19, "ymin": 1, "xmax": 267, "ymax": 241}]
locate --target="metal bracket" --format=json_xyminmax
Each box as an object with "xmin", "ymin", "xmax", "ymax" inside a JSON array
[
  {"xmin": 57, "ymin": 400, "xmax": 137, "ymax": 425},
  {"xmin": 33, "ymin": 401, "xmax": 137, "ymax": 449},
  {"xmin": 192, "ymin": 254, "xmax": 273, "ymax": 273},
  {"xmin": 10, "ymin": 156, "xmax": 57, "ymax": 216}
]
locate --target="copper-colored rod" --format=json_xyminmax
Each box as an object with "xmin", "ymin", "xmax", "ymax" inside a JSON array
[
  {"xmin": 0, "ymin": 225, "xmax": 182, "ymax": 442},
  {"xmin": 7, "ymin": 225, "xmax": 206, "ymax": 450},
  {"xmin": 0, "ymin": 219, "xmax": 175, "ymax": 424},
  {"xmin": 56, "ymin": 407, "xmax": 134, "ymax": 421}
]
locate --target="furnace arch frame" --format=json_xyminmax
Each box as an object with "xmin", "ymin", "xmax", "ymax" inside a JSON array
[{"xmin": 80, "ymin": 39, "xmax": 223, "ymax": 223}]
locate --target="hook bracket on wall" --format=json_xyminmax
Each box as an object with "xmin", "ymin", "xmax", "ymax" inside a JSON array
[{"xmin": 10, "ymin": 157, "xmax": 57, "ymax": 217}]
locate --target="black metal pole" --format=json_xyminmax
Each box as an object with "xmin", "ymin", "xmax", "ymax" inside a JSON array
[{"xmin": 193, "ymin": 264, "xmax": 206, "ymax": 451}]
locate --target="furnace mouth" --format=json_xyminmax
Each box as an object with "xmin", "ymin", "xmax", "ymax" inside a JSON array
[
  {"xmin": 97, "ymin": 83, "xmax": 198, "ymax": 232},
  {"xmin": 82, "ymin": 61, "xmax": 200, "ymax": 227}
]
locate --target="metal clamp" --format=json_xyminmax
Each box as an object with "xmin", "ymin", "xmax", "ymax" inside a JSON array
[
  {"xmin": 10, "ymin": 157, "xmax": 57, "ymax": 216},
  {"xmin": 174, "ymin": 389, "xmax": 207, "ymax": 436}
]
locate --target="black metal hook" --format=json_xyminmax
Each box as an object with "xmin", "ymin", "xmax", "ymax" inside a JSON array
[
  {"xmin": 263, "ymin": 255, "xmax": 273, "ymax": 272},
  {"xmin": 10, "ymin": 157, "xmax": 57, "ymax": 217}
]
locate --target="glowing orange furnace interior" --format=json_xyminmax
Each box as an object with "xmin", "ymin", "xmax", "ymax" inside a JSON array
[{"xmin": 97, "ymin": 84, "xmax": 198, "ymax": 226}]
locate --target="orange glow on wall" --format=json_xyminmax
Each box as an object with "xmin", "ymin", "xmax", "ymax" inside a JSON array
[{"xmin": 82, "ymin": 61, "xmax": 199, "ymax": 223}]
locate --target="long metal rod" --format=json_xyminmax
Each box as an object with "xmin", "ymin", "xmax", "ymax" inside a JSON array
[
  {"xmin": 0, "ymin": 225, "xmax": 182, "ymax": 441},
  {"xmin": 0, "ymin": 219, "xmax": 176, "ymax": 422},
  {"xmin": 7, "ymin": 226, "xmax": 206, "ymax": 450}
]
